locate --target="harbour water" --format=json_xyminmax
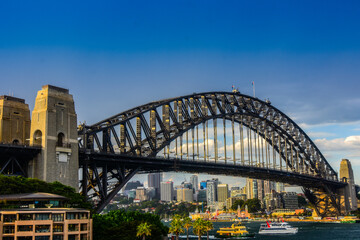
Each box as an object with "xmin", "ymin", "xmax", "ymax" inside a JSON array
[{"xmin": 168, "ymin": 221, "xmax": 360, "ymax": 240}]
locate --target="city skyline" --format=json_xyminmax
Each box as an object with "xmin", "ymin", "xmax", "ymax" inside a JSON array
[{"xmin": 1, "ymin": 1, "xmax": 360, "ymax": 185}]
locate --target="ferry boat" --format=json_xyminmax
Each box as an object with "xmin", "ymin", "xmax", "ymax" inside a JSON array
[
  {"xmin": 340, "ymin": 216, "xmax": 360, "ymax": 223},
  {"xmin": 215, "ymin": 223, "xmax": 255, "ymax": 239},
  {"xmin": 258, "ymin": 221, "xmax": 298, "ymax": 235}
]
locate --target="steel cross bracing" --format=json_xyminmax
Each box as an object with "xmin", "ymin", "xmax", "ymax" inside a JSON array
[{"xmin": 78, "ymin": 91, "xmax": 343, "ymax": 213}]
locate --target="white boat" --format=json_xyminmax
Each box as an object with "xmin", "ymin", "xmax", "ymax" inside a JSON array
[{"xmin": 258, "ymin": 221, "xmax": 298, "ymax": 235}]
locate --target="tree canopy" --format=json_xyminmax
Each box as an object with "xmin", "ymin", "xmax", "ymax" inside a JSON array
[
  {"xmin": 230, "ymin": 198, "xmax": 261, "ymax": 213},
  {"xmin": 93, "ymin": 209, "xmax": 168, "ymax": 240},
  {"xmin": 0, "ymin": 175, "xmax": 92, "ymax": 210}
]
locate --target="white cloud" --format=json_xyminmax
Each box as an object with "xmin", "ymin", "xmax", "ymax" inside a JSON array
[{"xmin": 314, "ymin": 136, "xmax": 360, "ymax": 152}]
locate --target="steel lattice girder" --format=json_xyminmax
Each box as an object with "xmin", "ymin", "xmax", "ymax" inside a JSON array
[{"xmin": 78, "ymin": 92, "xmax": 338, "ymax": 181}]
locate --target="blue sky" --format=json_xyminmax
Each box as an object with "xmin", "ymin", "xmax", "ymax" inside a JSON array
[{"xmin": 1, "ymin": 0, "xmax": 360, "ymax": 186}]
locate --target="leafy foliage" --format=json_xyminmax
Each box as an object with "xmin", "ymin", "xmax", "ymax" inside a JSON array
[
  {"xmin": 93, "ymin": 209, "xmax": 168, "ymax": 240},
  {"xmin": 230, "ymin": 198, "xmax": 261, "ymax": 213},
  {"xmin": 231, "ymin": 199, "xmax": 245, "ymax": 211},
  {"xmin": 0, "ymin": 175, "xmax": 92, "ymax": 210},
  {"xmin": 125, "ymin": 200, "xmax": 197, "ymax": 217},
  {"xmin": 137, "ymin": 222, "xmax": 152, "ymax": 240},
  {"xmin": 182, "ymin": 216, "xmax": 192, "ymax": 240},
  {"xmin": 192, "ymin": 218, "xmax": 208, "ymax": 240},
  {"xmin": 169, "ymin": 214, "xmax": 184, "ymax": 239}
]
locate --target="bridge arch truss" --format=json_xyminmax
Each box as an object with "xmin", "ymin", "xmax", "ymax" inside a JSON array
[{"xmin": 78, "ymin": 91, "xmax": 342, "ymax": 213}]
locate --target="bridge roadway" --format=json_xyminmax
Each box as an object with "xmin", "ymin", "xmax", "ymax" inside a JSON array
[
  {"xmin": 0, "ymin": 144, "xmax": 41, "ymax": 177},
  {"xmin": 79, "ymin": 150, "xmax": 347, "ymax": 190}
]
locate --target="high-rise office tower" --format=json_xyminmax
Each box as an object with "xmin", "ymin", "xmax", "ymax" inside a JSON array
[
  {"xmin": 177, "ymin": 188, "xmax": 193, "ymax": 202},
  {"xmin": 246, "ymin": 178, "xmax": 258, "ymax": 199},
  {"xmin": 257, "ymin": 180, "xmax": 264, "ymax": 201},
  {"xmin": 275, "ymin": 182, "xmax": 285, "ymax": 192},
  {"xmin": 217, "ymin": 184, "xmax": 229, "ymax": 203},
  {"xmin": 160, "ymin": 181, "xmax": 173, "ymax": 202},
  {"xmin": 206, "ymin": 180, "xmax": 218, "ymax": 205},
  {"xmin": 190, "ymin": 175, "xmax": 199, "ymax": 192},
  {"xmin": 148, "ymin": 173, "xmax": 162, "ymax": 199},
  {"xmin": 264, "ymin": 180, "xmax": 275, "ymax": 195}
]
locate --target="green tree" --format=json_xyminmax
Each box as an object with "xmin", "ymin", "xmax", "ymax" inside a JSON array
[
  {"xmin": 169, "ymin": 214, "xmax": 184, "ymax": 240},
  {"xmin": 182, "ymin": 216, "xmax": 192, "ymax": 240},
  {"xmin": 231, "ymin": 199, "xmax": 245, "ymax": 211},
  {"xmin": 137, "ymin": 222, "xmax": 152, "ymax": 240},
  {"xmin": 0, "ymin": 175, "xmax": 92, "ymax": 210},
  {"xmin": 244, "ymin": 198, "xmax": 261, "ymax": 213},
  {"xmin": 192, "ymin": 218, "xmax": 207, "ymax": 240},
  {"xmin": 204, "ymin": 220, "xmax": 213, "ymax": 240},
  {"xmin": 93, "ymin": 209, "xmax": 168, "ymax": 240}
]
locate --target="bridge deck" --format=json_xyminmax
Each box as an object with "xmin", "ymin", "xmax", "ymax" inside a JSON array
[{"xmin": 80, "ymin": 150, "xmax": 346, "ymax": 190}]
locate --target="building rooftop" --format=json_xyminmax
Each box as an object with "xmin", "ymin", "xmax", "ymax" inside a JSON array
[
  {"xmin": 0, "ymin": 192, "xmax": 68, "ymax": 201},
  {"xmin": 42, "ymin": 85, "xmax": 69, "ymax": 94},
  {"xmin": 0, "ymin": 208, "xmax": 89, "ymax": 212},
  {"xmin": 0, "ymin": 95, "xmax": 25, "ymax": 103}
]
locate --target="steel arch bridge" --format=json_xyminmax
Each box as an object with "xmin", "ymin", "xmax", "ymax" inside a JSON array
[{"xmin": 78, "ymin": 91, "xmax": 347, "ymax": 214}]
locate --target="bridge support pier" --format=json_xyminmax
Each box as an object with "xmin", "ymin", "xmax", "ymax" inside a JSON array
[
  {"xmin": 80, "ymin": 153, "xmax": 140, "ymax": 213},
  {"xmin": 29, "ymin": 85, "xmax": 79, "ymax": 190},
  {"xmin": 303, "ymin": 186, "xmax": 343, "ymax": 218}
]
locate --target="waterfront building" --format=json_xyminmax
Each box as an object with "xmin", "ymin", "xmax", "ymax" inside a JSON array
[
  {"xmin": 190, "ymin": 175, "xmax": 198, "ymax": 192},
  {"xmin": 135, "ymin": 187, "xmax": 148, "ymax": 202},
  {"xmin": 282, "ymin": 192, "xmax": 298, "ymax": 210},
  {"xmin": 160, "ymin": 181, "xmax": 174, "ymax": 202},
  {"xmin": 0, "ymin": 193, "xmax": 92, "ymax": 240},
  {"xmin": 148, "ymin": 173, "xmax": 162, "ymax": 199},
  {"xmin": 264, "ymin": 193, "xmax": 275, "ymax": 210},
  {"xmin": 217, "ymin": 184, "xmax": 229, "ymax": 203},
  {"xmin": 177, "ymin": 188, "xmax": 193, "ymax": 202}
]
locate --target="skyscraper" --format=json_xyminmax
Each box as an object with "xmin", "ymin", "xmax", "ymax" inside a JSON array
[
  {"xmin": 160, "ymin": 181, "xmax": 173, "ymax": 202},
  {"xmin": 217, "ymin": 184, "xmax": 229, "ymax": 203},
  {"xmin": 246, "ymin": 178, "xmax": 258, "ymax": 199},
  {"xmin": 275, "ymin": 182, "xmax": 285, "ymax": 192},
  {"xmin": 148, "ymin": 173, "xmax": 162, "ymax": 199},
  {"xmin": 206, "ymin": 179, "xmax": 219, "ymax": 205},
  {"xmin": 177, "ymin": 188, "xmax": 193, "ymax": 202},
  {"xmin": 257, "ymin": 179, "xmax": 264, "ymax": 201},
  {"xmin": 190, "ymin": 175, "xmax": 198, "ymax": 192},
  {"xmin": 264, "ymin": 180, "xmax": 275, "ymax": 195}
]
